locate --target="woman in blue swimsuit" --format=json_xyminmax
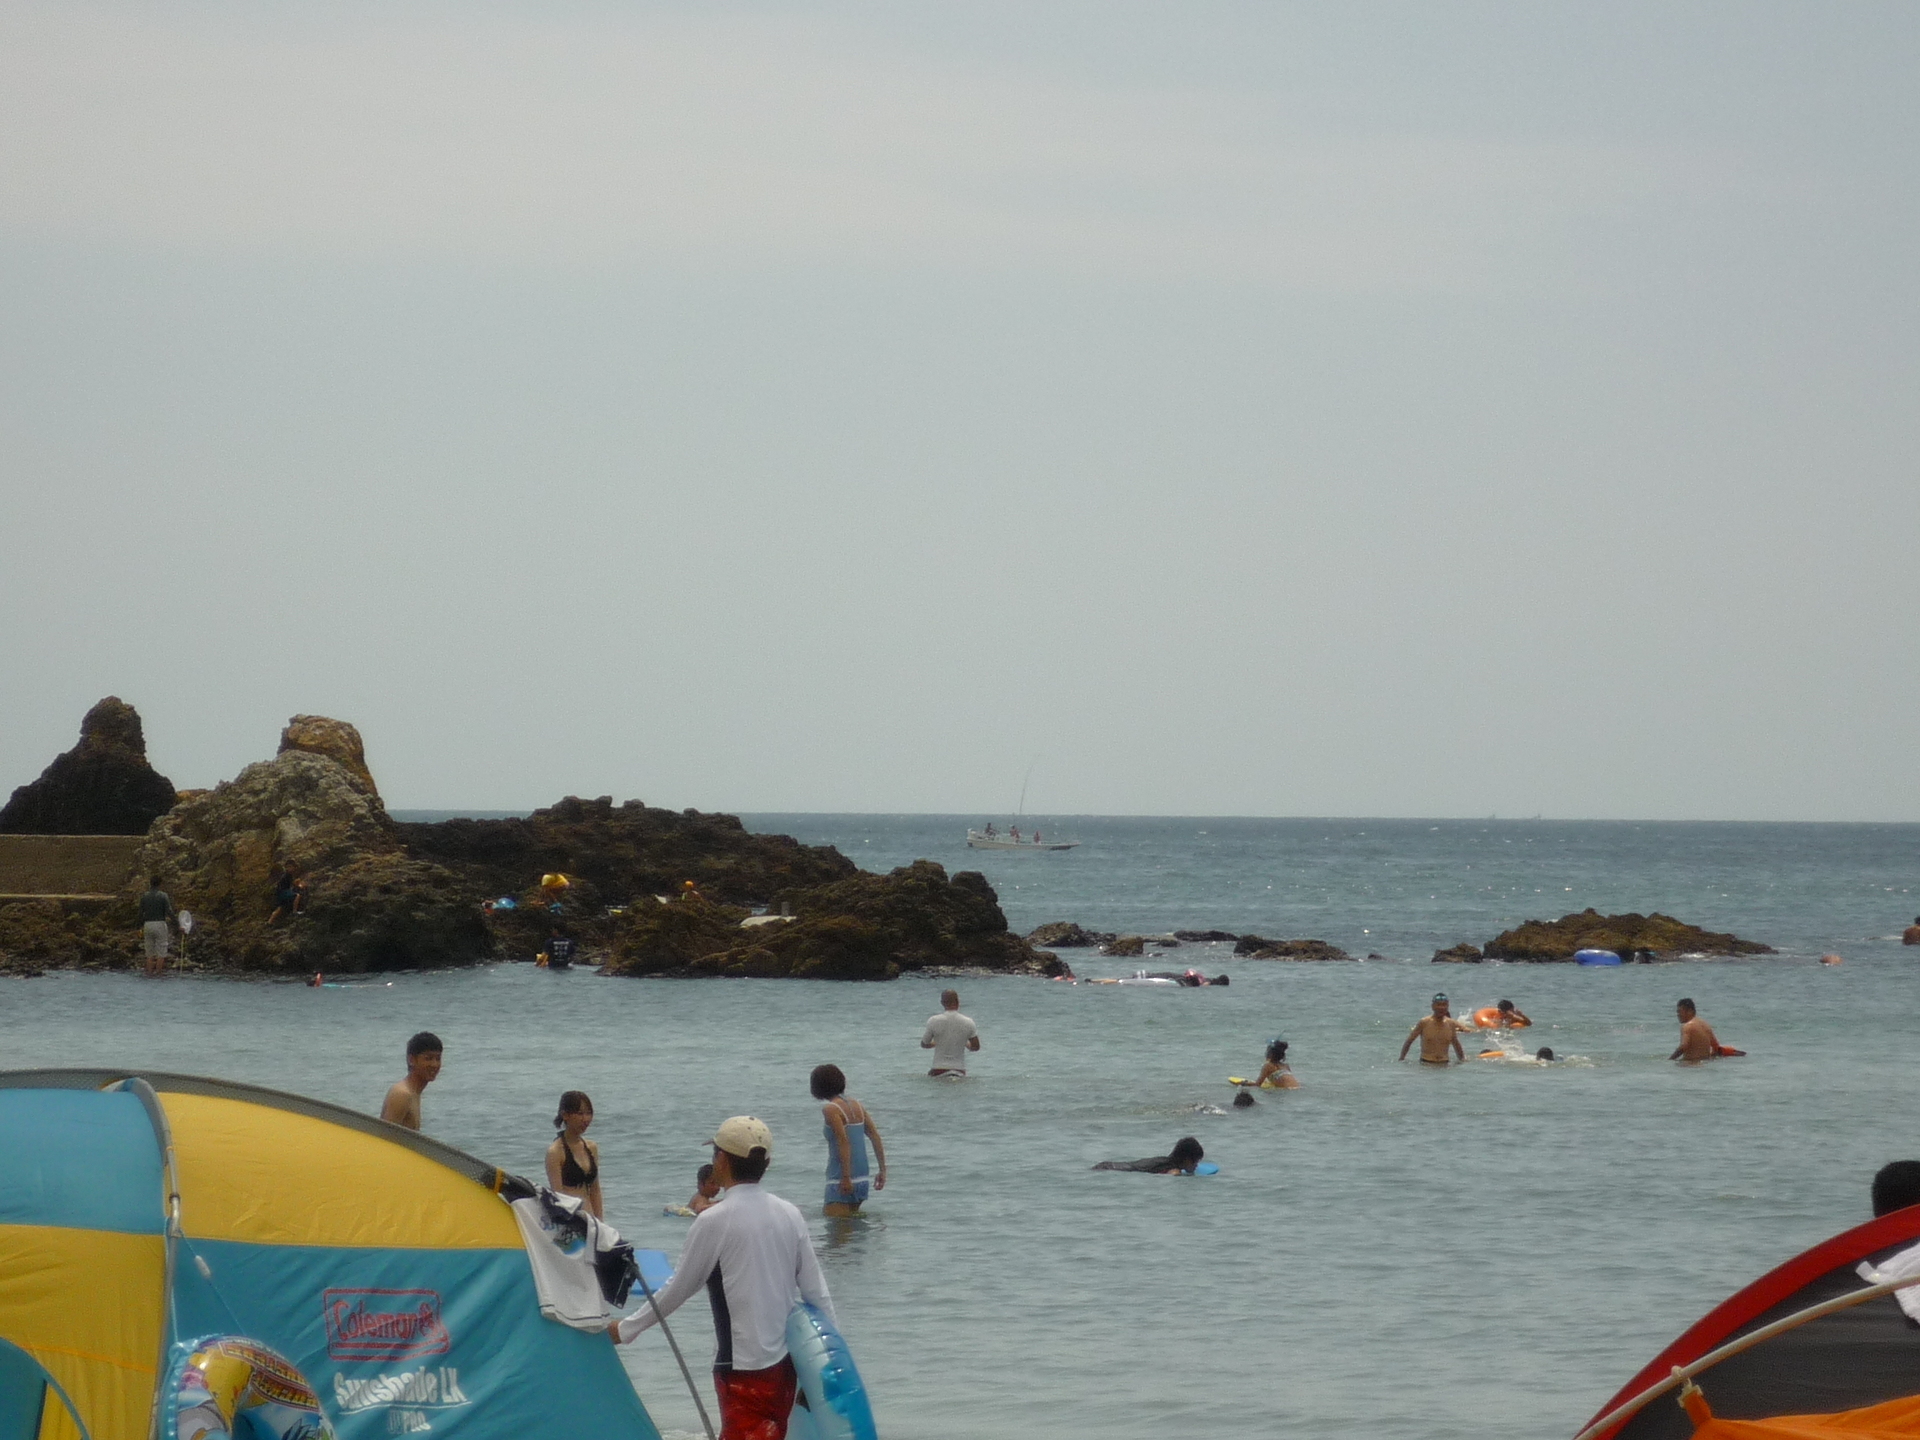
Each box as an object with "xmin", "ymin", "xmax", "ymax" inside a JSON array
[{"xmin": 811, "ymin": 1064, "xmax": 888, "ymax": 1217}]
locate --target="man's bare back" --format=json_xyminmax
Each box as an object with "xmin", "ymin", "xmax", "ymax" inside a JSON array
[{"xmin": 1671, "ymin": 1002, "xmax": 1719, "ymax": 1063}]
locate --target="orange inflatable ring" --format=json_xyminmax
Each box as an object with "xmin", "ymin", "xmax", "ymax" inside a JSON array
[{"xmin": 1473, "ymin": 1007, "xmax": 1502, "ymax": 1029}]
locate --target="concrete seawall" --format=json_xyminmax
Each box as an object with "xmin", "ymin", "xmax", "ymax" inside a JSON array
[{"xmin": 0, "ymin": 835, "xmax": 143, "ymax": 900}]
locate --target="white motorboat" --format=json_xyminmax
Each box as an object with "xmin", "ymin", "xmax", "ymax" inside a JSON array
[{"xmin": 966, "ymin": 828, "xmax": 1078, "ymax": 851}]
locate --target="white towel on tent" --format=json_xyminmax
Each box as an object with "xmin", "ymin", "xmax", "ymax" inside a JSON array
[
  {"xmin": 511, "ymin": 1189, "xmax": 624, "ymax": 1330},
  {"xmin": 1856, "ymin": 1239, "xmax": 1920, "ymax": 1323}
]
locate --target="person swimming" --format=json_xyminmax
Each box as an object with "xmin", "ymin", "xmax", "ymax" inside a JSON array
[
  {"xmin": 1232, "ymin": 1090, "xmax": 1256, "ymax": 1108},
  {"xmin": 1093, "ymin": 1136, "xmax": 1205, "ymax": 1174},
  {"xmin": 1535, "ymin": 1047, "xmax": 1556, "ymax": 1062}
]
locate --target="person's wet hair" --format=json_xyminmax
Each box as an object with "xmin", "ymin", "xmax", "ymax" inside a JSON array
[
  {"xmin": 1872, "ymin": 1160, "xmax": 1920, "ymax": 1217},
  {"xmin": 406, "ymin": 1031, "xmax": 442, "ymax": 1059},
  {"xmin": 1266, "ymin": 1038, "xmax": 1289, "ymax": 1063},
  {"xmin": 1677, "ymin": 998, "xmax": 1696, "ymax": 1014},
  {"xmin": 809, "ymin": 1064, "xmax": 847, "ymax": 1100},
  {"xmin": 696, "ymin": 1163, "xmax": 714, "ymax": 1184},
  {"xmin": 1212, "ymin": 974, "xmax": 1230, "ymax": 986},
  {"xmin": 553, "ymin": 1090, "xmax": 593, "ymax": 1129},
  {"xmin": 1535, "ymin": 1047, "xmax": 1555, "ymax": 1062},
  {"xmin": 1169, "ymin": 1136, "xmax": 1204, "ymax": 1169},
  {"xmin": 1497, "ymin": 999, "xmax": 1514, "ymax": 1010},
  {"xmin": 1232, "ymin": 1090, "xmax": 1256, "ymax": 1108}
]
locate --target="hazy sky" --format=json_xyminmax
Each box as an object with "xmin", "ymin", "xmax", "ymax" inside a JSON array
[{"xmin": 3, "ymin": 2, "xmax": 1916, "ymax": 819}]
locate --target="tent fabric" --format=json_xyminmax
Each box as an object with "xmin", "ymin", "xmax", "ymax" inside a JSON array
[
  {"xmin": 0, "ymin": 1089, "xmax": 164, "ymax": 1440},
  {"xmin": 1582, "ymin": 1207, "xmax": 1920, "ymax": 1440},
  {"xmin": 0, "ymin": 1069, "xmax": 662, "ymax": 1440},
  {"xmin": 160, "ymin": 1093, "xmax": 520, "ymax": 1249},
  {"xmin": 1690, "ymin": 1393, "xmax": 1920, "ymax": 1438}
]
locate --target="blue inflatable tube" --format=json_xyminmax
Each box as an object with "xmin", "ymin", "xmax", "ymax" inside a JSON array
[
  {"xmin": 786, "ymin": 1302, "xmax": 877, "ymax": 1440},
  {"xmin": 1574, "ymin": 948, "xmax": 1623, "ymax": 966}
]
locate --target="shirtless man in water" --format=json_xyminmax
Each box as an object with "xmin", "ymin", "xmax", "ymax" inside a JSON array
[
  {"xmin": 380, "ymin": 1031, "xmax": 442, "ymax": 1130},
  {"xmin": 1399, "ymin": 993, "xmax": 1467, "ymax": 1066},
  {"xmin": 1670, "ymin": 999, "xmax": 1721, "ymax": 1063}
]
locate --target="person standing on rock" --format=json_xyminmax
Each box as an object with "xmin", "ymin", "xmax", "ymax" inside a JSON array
[
  {"xmin": 381, "ymin": 1032, "xmax": 443, "ymax": 1130},
  {"xmin": 137, "ymin": 875, "xmax": 174, "ymax": 978},
  {"xmin": 921, "ymin": 989, "xmax": 980, "ymax": 1076},
  {"xmin": 267, "ymin": 862, "xmax": 306, "ymax": 924}
]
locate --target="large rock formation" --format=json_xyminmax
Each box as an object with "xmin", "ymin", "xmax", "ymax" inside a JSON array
[
  {"xmin": 609, "ymin": 860, "xmax": 1060, "ymax": 981},
  {"xmin": 120, "ymin": 718, "xmax": 485, "ymax": 973},
  {"xmin": 0, "ymin": 698, "xmax": 177, "ymax": 835},
  {"xmin": 1477, "ymin": 909, "xmax": 1773, "ymax": 963},
  {"xmin": 398, "ymin": 794, "xmax": 858, "ymax": 961},
  {"xmin": 1, "ymin": 711, "xmax": 1049, "ymax": 982}
]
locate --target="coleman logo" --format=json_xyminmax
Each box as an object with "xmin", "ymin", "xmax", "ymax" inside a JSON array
[{"xmin": 323, "ymin": 1289, "xmax": 452, "ymax": 1361}]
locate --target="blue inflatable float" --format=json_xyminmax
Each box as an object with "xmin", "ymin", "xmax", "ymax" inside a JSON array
[
  {"xmin": 786, "ymin": 1302, "xmax": 877, "ymax": 1440},
  {"xmin": 1574, "ymin": 948, "xmax": 1623, "ymax": 966}
]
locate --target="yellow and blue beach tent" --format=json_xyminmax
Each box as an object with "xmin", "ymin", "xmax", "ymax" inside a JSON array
[{"xmin": 0, "ymin": 1069, "xmax": 663, "ymax": 1440}]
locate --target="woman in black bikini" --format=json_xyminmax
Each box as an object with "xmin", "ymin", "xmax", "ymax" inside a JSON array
[{"xmin": 544, "ymin": 1090, "xmax": 603, "ymax": 1219}]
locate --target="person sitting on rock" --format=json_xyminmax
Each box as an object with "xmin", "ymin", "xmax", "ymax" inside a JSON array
[
  {"xmin": 1093, "ymin": 1136, "xmax": 1206, "ymax": 1174},
  {"xmin": 267, "ymin": 862, "xmax": 306, "ymax": 925}
]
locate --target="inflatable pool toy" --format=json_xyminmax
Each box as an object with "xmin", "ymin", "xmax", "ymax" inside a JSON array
[
  {"xmin": 1472, "ymin": 1007, "xmax": 1501, "ymax": 1028},
  {"xmin": 1714, "ymin": 1044, "xmax": 1747, "ymax": 1057},
  {"xmin": 1227, "ymin": 1076, "xmax": 1289, "ymax": 1090},
  {"xmin": 1574, "ymin": 948, "xmax": 1622, "ymax": 966},
  {"xmin": 1183, "ymin": 1161, "xmax": 1220, "ymax": 1176},
  {"xmin": 166, "ymin": 1335, "xmax": 334, "ymax": 1440},
  {"xmin": 786, "ymin": 1302, "xmax": 877, "ymax": 1440}
]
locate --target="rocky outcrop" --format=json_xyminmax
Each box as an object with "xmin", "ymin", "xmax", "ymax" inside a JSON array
[
  {"xmin": 1102, "ymin": 935, "xmax": 1146, "ymax": 957},
  {"xmin": 0, "ymin": 711, "xmax": 1045, "ymax": 983},
  {"xmin": 1174, "ymin": 929, "xmax": 1241, "ymax": 943},
  {"xmin": 0, "ymin": 698, "xmax": 177, "ymax": 836},
  {"xmin": 279, "ymin": 715, "xmax": 379, "ymax": 796},
  {"xmin": 610, "ymin": 861, "xmax": 1060, "ymax": 981},
  {"xmin": 1233, "ymin": 935, "xmax": 1354, "ymax": 961},
  {"xmin": 1027, "ymin": 921, "xmax": 1113, "ymax": 949},
  {"xmin": 1432, "ymin": 943, "xmax": 1484, "ymax": 964},
  {"xmin": 0, "ymin": 900, "xmax": 132, "ymax": 975},
  {"xmin": 1480, "ymin": 909, "xmax": 1773, "ymax": 962},
  {"xmin": 115, "ymin": 718, "xmax": 485, "ymax": 973}
]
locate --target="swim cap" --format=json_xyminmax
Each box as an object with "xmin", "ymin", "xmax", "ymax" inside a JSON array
[{"xmin": 1432, "ymin": 992, "xmax": 1448, "ymax": 1004}]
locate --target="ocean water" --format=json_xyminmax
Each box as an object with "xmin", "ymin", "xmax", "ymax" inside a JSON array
[{"xmin": 4, "ymin": 816, "xmax": 1918, "ymax": 1440}]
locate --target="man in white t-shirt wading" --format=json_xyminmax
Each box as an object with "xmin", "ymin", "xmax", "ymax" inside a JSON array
[
  {"xmin": 611, "ymin": 1116, "xmax": 833, "ymax": 1440},
  {"xmin": 920, "ymin": 989, "xmax": 980, "ymax": 1076}
]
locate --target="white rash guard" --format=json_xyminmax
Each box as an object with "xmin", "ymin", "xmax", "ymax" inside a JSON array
[{"xmin": 615, "ymin": 1182, "xmax": 835, "ymax": 1372}]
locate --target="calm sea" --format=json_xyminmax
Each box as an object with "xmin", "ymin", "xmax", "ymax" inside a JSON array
[{"xmin": 5, "ymin": 816, "xmax": 1918, "ymax": 1440}]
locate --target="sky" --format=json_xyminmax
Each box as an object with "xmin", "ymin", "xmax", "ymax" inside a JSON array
[{"xmin": 2, "ymin": 1, "xmax": 1916, "ymax": 820}]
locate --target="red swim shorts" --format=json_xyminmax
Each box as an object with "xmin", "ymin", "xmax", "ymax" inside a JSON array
[{"xmin": 714, "ymin": 1357, "xmax": 798, "ymax": 1440}]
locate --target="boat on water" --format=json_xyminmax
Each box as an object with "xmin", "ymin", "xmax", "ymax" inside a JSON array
[
  {"xmin": 966, "ymin": 826, "xmax": 1077, "ymax": 851},
  {"xmin": 1572, "ymin": 1198, "xmax": 1920, "ymax": 1440}
]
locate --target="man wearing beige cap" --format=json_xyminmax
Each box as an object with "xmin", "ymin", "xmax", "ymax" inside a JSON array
[{"xmin": 612, "ymin": 1116, "xmax": 835, "ymax": 1439}]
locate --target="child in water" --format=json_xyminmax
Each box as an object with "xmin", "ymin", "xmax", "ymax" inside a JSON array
[{"xmin": 688, "ymin": 1162, "xmax": 722, "ymax": 1214}]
